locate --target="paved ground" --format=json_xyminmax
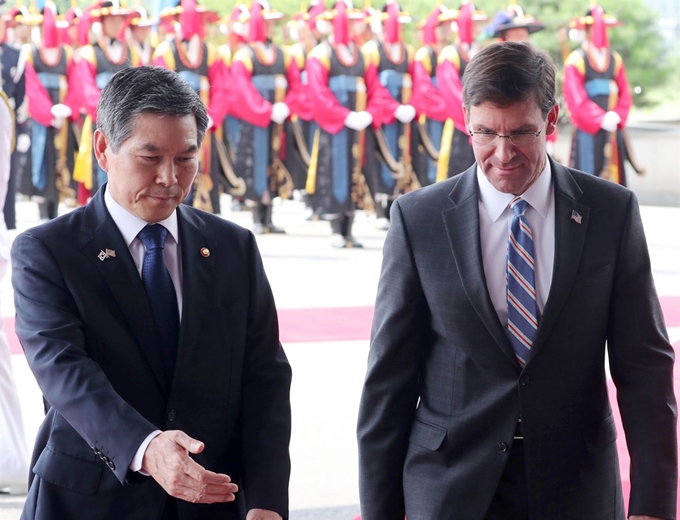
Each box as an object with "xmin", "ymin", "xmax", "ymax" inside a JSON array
[{"xmin": 1, "ymin": 186, "xmax": 679, "ymax": 520}]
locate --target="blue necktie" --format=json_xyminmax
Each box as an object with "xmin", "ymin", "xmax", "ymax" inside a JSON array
[
  {"xmin": 137, "ymin": 225, "xmax": 179, "ymax": 381},
  {"xmin": 506, "ymin": 197, "xmax": 538, "ymax": 367}
]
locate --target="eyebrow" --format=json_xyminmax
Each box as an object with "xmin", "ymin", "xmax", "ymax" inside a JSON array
[
  {"xmin": 471, "ymin": 123, "xmax": 538, "ymax": 133},
  {"xmin": 138, "ymin": 143, "xmax": 199, "ymax": 154}
]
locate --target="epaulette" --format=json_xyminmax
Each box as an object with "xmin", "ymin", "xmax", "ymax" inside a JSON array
[
  {"xmin": 287, "ymin": 43, "xmax": 305, "ymax": 70},
  {"xmin": 206, "ymin": 42, "xmax": 217, "ymax": 66},
  {"xmin": 406, "ymin": 43, "xmax": 415, "ymax": 63},
  {"xmin": 282, "ymin": 45, "xmax": 292, "ymax": 69},
  {"xmin": 414, "ymin": 46, "xmax": 433, "ymax": 75},
  {"xmin": 218, "ymin": 45, "xmax": 232, "ymax": 67},
  {"xmin": 233, "ymin": 47, "xmax": 254, "ymax": 72},
  {"xmin": 564, "ymin": 49, "xmax": 586, "ymax": 76},
  {"xmin": 612, "ymin": 50, "xmax": 623, "ymax": 76},
  {"xmin": 24, "ymin": 44, "xmax": 34, "ymax": 66},
  {"xmin": 152, "ymin": 40, "xmax": 175, "ymax": 70},
  {"xmin": 78, "ymin": 44, "xmax": 97, "ymax": 67},
  {"xmin": 128, "ymin": 44, "xmax": 141, "ymax": 67},
  {"xmin": 438, "ymin": 45, "xmax": 460, "ymax": 71},
  {"xmin": 361, "ymin": 40, "xmax": 380, "ymax": 68},
  {"xmin": 308, "ymin": 42, "xmax": 330, "ymax": 71},
  {"xmin": 64, "ymin": 44, "xmax": 74, "ymax": 63}
]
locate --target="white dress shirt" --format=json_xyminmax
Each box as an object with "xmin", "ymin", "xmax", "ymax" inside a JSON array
[
  {"xmin": 104, "ymin": 188, "xmax": 182, "ymax": 473},
  {"xmin": 477, "ymin": 156, "xmax": 555, "ymax": 328}
]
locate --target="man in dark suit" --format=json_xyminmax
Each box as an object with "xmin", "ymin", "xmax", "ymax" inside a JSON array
[
  {"xmin": 357, "ymin": 41, "xmax": 676, "ymax": 520},
  {"xmin": 12, "ymin": 66, "xmax": 292, "ymax": 520}
]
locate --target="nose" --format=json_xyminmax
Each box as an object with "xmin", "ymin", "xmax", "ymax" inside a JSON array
[
  {"xmin": 156, "ymin": 160, "xmax": 177, "ymax": 187},
  {"xmin": 494, "ymin": 136, "xmax": 516, "ymax": 163}
]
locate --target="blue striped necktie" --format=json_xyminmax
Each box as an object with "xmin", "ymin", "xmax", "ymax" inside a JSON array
[
  {"xmin": 506, "ymin": 197, "xmax": 538, "ymax": 367},
  {"xmin": 138, "ymin": 224, "xmax": 180, "ymax": 382}
]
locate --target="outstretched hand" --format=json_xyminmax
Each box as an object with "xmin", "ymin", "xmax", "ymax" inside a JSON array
[{"xmin": 142, "ymin": 430, "xmax": 238, "ymax": 504}]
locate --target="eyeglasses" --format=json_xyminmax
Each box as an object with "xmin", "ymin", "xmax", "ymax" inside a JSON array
[{"xmin": 468, "ymin": 123, "xmax": 546, "ymax": 147}]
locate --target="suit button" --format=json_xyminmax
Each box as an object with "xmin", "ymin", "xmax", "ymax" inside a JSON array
[
  {"xmin": 93, "ymin": 447, "xmax": 100, "ymax": 455},
  {"xmin": 167, "ymin": 409, "xmax": 176, "ymax": 422},
  {"xmin": 498, "ymin": 442, "xmax": 508, "ymax": 452},
  {"xmin": 107, "ymin": 461, "xmax": 116, "ymax": 470},
  {"xmin": 520, "ymin": 376, "xmax": 530, "ymax": 386}
]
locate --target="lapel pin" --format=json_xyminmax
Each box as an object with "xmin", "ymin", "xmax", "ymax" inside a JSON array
[
  {"xmin": 98, "ymin": 249, "xmax": 117, "ymax": 261},
  {"xmin": 200, "ymin": 247, "xmax": 210, "ymax": 258},
  {"xmin": 571, "ymin": 210, "xmax": 583, "ymax": 224}
]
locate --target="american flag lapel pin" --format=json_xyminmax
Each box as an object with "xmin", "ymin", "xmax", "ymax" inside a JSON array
[
  {"xmin": 571, "ymin": 210, "xmax": 582, "ymax": 224},
  {"xmin": 98, "ymin": 249, "xmax": 117, "ymax": 261}
]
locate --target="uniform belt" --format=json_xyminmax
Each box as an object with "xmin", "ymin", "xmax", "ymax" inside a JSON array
[{"xmin": 514, "ymin": 419, "xmax": 524, "ymax": 441}]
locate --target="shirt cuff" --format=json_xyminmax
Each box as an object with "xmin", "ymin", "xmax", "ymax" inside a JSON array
[{"xmin": 129, "ymin": 430, "xmax": 162, "ymax": 475}]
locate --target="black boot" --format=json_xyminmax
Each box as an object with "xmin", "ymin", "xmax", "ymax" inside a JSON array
[
  {"xmin": 252, "ymin": 203, "xmax": 266, "ymax": 234},
  {"xmin": 329, "ymin": 217, "xmax": 346, "ymax": 248},
  {"xmin": 263, "ymin": 203, "xmax": 285, "ymax": 234},
  {"xmin": 343, "ymin": 214, "xmax": 363, "ymax": 248}
]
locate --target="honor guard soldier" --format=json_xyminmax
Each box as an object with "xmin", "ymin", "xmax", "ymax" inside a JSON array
[
  {"xmin": 563, "ymin": 3, "xmax": 633, "ymax": 185},
  {"xmin": 362, "ymin": 1, "xmax": 416, "ymax": 230},
  {"xmin": 434, "ymin": 0, "xmax": 486, "ymax": 181},
  {"xmin": 23, "ymin": 0, "xmax": 79, "ymax": 219},
  {"xmin": 72, "ymin": 0, "xmax": 141, "ymax": 203},
  {"xmin": 128, "ymin": 6, "xmax": 154, "ymax": 65},
  {"xmin": 153, "ymin": 0, "xmax": 230, "ymax": 214},
  {"xmin": 305, "ymin": 0, "xmax": 377, "ymax": 248},
  {"xmin": 284, "ymin": 0, "xmax": 329, "ymax": 202},
  {"xmin": 0, "ymin": 2, "xmax": 29, "ymax": 229},
  {"xmin": 59, "ymin": 1, "xmax": 84, "ymax": 49},
  {"xmin": 230, "ymin": 0, "xmax": 302, "ymax": 234},
  {"xmin": 409, "ymin": 5, "xmax": 458, "ymax": 187}
]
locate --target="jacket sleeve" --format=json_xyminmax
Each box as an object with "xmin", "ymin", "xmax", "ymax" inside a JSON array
[
  {"xmin": 11, "ymin": 232, "xmax": 158, "ymax": 485},
  {"xmin": 409, "ymin": 48, "xmax": 448, "ymax": 123},
  {"xmin": 229, "ymin": 48, "xmax": 274, "ymax": 129},
  {"xmin": 607, "ymin": 193, "xmax": 677, "ymax": 519},
  {"xmin": 357, "ymin": 199, "xmax": 428, "ymax": 520},
  {"xmin": 305, "ymin": 46, "xmax": 350, "ymax": 135},
  {"xmin": 562, "ymin": 50, "xmax": 606, "ymax": 135},
  {"xmin": 24, "ymin": 60, "xmax": 54, "ymax": 127},
  {"xmin": 241, "ymin": 231, "xmax": 292, "ymax": 518},
  {"xmin": 436, "ymin": 47, "xmax": 467, "ymax": 133}
]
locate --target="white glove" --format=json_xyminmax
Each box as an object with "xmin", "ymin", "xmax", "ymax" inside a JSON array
[
  {"xmin": 16, "ymin": 134, "xmax": 31, "ymax": 153},
  {"xmin": 51, "ymin": 103, "xmax": 72, "ymax": 120},
  {"xmin": 51, "ymin": 117, "xmax": 64, "ymax": 129},
  {"xmin": 270, "ymin": 102, "xmax": 290, "ymax": 125},
  {"xmin": 344, "ymin": 111, "xmax": 373, "ymax": 131},
  {"xmin": 394, "ymin": 104, "xmax": 416, "ymax": 124},
  {"xmin": 600, "ymin": 111, "xmax": 621, "ymax": 133}
]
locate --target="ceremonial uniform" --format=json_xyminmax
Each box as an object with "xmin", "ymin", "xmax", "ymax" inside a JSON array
[
  {"xmin": 410, "ymin": 6, "xmax": 457, "ymax": 187},
  {"xmin": 0, "ymin": 39, "xmax": 27, "ymax": 229},
  {"xmin": 362, "ymin": 33, "xmax": 417, "ymax": 224},
  {"xmin": 564, "ymin": 45, "xmax": 632, "ymax": 184}
]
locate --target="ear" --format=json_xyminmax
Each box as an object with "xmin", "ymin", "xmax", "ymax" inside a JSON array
[
  {"xmin": 462, "ymin": 104, "xmax": 470, "ymax": 131},
  {"xmin": 93, "ymin": 129, "xmax": 110, "ymax": 172},
  {"xmin": 545, "ymin": 104, "xmax": 559, "ymax": 136}
]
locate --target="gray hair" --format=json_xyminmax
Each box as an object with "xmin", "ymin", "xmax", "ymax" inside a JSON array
[
  {"xmin": 97, "ymin": 66, "xmax": 209, "ymax": 152},
  {"xmin": 463, "ymin": 41, "xmax": 557, "ymax": 119}
]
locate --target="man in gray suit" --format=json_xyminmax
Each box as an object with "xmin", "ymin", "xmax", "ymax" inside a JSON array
[{"xmin": 357, "ymin": 41, "xmax": 676, "ymax": 520}]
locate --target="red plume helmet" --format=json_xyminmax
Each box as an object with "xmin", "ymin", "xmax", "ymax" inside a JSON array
[
  {"xmin": 384, "ymin": 1, "xmax": 400, "ymax": 44},
  {"xmin": 42, "ymin": 1, "xmax": 59, "ymax": 48},
  {"xmin": 180, "ymin": 0, "xmax": 204, "ymax": 40},
  {"xmin": 591, "ymin": 4, "xmax": 609, "ymax": 49},
  {"xmin": 333, "ymin": 1, "xmax": 349, "ymax": 45},
  {"xmin": 248, "ymin": 1, "xmax": 266, "ymax": 43},
  {"xmin": 457, "ymin": 1, "xmax": 473, "ymax": 46}
]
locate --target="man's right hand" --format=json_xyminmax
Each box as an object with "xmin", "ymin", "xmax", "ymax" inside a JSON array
[{"xmin": 142, "ymin": 430, "xmax": 238, "ymax": 504}]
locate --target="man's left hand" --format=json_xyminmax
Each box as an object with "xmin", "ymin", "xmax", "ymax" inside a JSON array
[{"xmin": 246, "ymin": 509, "xmax": 282, "ymax": 520}]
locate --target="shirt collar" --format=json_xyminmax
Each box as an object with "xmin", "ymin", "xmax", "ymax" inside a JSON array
[
  {"xmin": 476, "ymin": 155, "xmax": 552, "ymax": 223},
  {"xmin": 104, "ymin": 185, "xmax": 179, "ymax": 246}
]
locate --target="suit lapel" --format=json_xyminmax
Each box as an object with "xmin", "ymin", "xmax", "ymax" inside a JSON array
[
  {"xmin": 79, "ymin": 189, "xmax": 169, "ymax": 394},
  {"xmin": 443, "ymin": 166, "xmax": 519, "ymax": 367},
  {"xmin": 529, "ymin": 159, "xmax": 590, "ymax": 362},
  {"xmin": 172, "ymin": 205, "xmax": 216, "ymax": 386}
]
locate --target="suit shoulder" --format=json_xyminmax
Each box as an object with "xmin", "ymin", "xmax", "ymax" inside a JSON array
[
  {"xmin": 560, "ymin": 166, "xmax": 634, "ymax": 206},
  {"xmin": 395, "ymin": 176, "xmax": 462, "ymax": 213}
]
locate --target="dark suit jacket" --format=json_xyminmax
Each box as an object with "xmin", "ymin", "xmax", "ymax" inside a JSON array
[
  {"xmin": 12, "ymin": 187, "xmax": 292, "ymax": 520},
  {"xmin": 357, "ymin": 159, "xmax": 677, "ymax": 520}
]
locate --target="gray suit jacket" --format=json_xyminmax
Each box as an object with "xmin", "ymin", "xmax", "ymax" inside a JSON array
[{"xmin": 357, "ymin": 159, "xmax": 677, "ymax": 520}]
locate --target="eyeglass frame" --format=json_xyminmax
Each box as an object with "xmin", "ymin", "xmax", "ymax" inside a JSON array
[{"xmin": 467, "ymin": 120, "xmax": 548, "ymax": 147}]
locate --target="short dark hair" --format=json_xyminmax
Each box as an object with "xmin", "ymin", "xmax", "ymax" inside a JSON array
[
  {"xmin": 97, "ymin": 66, "xmax": 209, "ymax": 152},
  {"xmin": 462, "ymin": 41, "xmax": 556, "ymax": 118}
]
